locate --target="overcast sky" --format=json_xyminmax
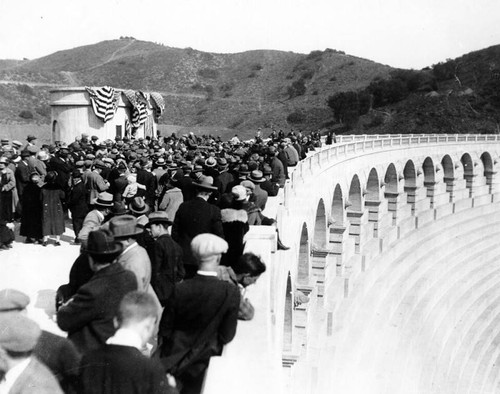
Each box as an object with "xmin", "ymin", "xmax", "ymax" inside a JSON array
[{"xmin": 1, "ymin": 0, "xmax": 499, "ymax": 69}]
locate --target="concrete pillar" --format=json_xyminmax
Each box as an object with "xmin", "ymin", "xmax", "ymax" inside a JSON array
[
  {"xmin": 404, "ymin": 185, "xmax": 431, "ymax": 214},
  {"xmin": 365, "ymin": 199, "xmax": 392, "ymax": 237},
  {"xmin": 346, "ymin": 209, "xmax": 373, "ymax": 253},
  {"xmin": 424, "ymin": 180, "xmax": 449, "ymax": 209},
  {"xmin": 328, "ymin": 225, "xmax": 355, "ymax": 275},
  {"xmin": 443, "ymin": 176, "xmax": 469, "ymax": 202},
  {"xmin": 384, "ymin": 191, "xmax": 412, "ymax": 225}
]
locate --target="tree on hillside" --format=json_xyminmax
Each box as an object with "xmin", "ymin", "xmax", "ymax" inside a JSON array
[{"xmin": 327, "ymin": 91, "xmax": 371, "ymax": 129}]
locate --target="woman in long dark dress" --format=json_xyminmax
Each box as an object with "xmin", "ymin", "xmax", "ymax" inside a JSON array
[
  {"xmin": 20, "ymin": 172, "xmax": 43, "ymax": 243},
  {"xmin": 0, "ymin": 156, "xmax": 15, "ymax": 223},
  {"xmin": 41, "ymin": 171, "xmax": 66, "ymax": 246}
]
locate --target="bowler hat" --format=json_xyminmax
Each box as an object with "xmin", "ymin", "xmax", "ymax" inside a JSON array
[
  {"xmin": 129, "ymin": 197, "xmax": 150, "ymax": 215},
  {"xmin": 11, "ymin": 140, "xmax": 22, "ymax": 149},
  {"xmin": 111, "ymin": 201, "xmax": 128, "ymax": 216},
  {"xmin": 92, "ymin": 192, "xmax": 114, "ymax": 207},
  {"xmin": 193, "ymin": 175, "xmax": 218, "ymax": 191},
  {"xmin": 109, "ymin": 215, "xmax": 144, "ymax": 239},
  {"xmin": 26, "ymin": 135, "xmax": 37, "ymax": 142},
  {"xmin": 86, "ymin": 229, "xmax": 123, "ymax": 257},
  {"xmin": 146, "ymin": 211, "xmax": 173, "ymax": 227},
  {"xmin": 0, "ymin": 314, "xmax": 40, "ymax": 352}
]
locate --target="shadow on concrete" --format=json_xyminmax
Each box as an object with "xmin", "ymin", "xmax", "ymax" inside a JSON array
[{"xmin": 35, "ymin": 289, "xmax": 57, "ymax": 318}]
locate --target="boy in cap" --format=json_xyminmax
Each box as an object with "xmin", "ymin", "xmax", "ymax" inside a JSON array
[
  {"xmin": 0, "ymin": 289, "xmax": 80, "ymax": 392},
  {"xmin": 0, "ymin": 313, "xmax": 63, "ymax": 393}
]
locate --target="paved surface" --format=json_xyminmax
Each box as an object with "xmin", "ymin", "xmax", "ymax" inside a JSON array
[{"xmin": 0, "ymin": 225, "xmax": 80, "ymax": 335}]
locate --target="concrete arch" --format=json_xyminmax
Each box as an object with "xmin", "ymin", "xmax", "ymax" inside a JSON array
[
  {"xmin": 384, "ymin": 163, "xmax": 399, "ymax": 194},
  {"xmin": 442, "ymin": 155, "xmax": 455, "ymax": 180},
  {"xmin": 481, "ymin": 152, "xmax": 495, "ymax": 192},
  {"xmin": 403, "ymin": 160, "xmax": 417, "ymax": 188},
  {"xmin": 366, "ymin": 168, "xmax": 381, "ymax": 201},
  {"xmin": 331, "ymin": 184, "xmax": 345, "ymax": 226},
  {"xmin": 313, "ymin": 199, "xmax": 327, "ymax": 250},
  {"xmin": 283, "ymin": 272, "xmax": 293, "ymax": 353},
  {"xmin": 298, "ymin": 223, "xmax": 310, "ymax": 286},
  {"xmin": 461, "ymin": 153, "xmax": 474, "ymax": 196},
  {"xmin": 423, "ymin": 157, "xmax": 436, "ymax": 184},
  {"xmin": 348, "ymin": 175, "xmax": 363, "ymax": 211}
]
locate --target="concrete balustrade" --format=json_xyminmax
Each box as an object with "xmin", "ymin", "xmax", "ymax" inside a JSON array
[{"xmin": 202, "ymin": 134, "xmax": 500, "ymax": 394}]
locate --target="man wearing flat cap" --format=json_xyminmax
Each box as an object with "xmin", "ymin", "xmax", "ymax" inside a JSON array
[
  {"xmin": 158, "ymin": 233, "xmax": 240, "ymax": 394},
  {"xmin": 172, "ymin": 176, "xmax": 224, "ymax": 279},
  {"xmin": 57, "ymin": 229, "xmax": 137, "ymax": 353},
  {"xmin": 0, "ymin": 313, "xmax": 63, "ymax": 393},
  {"xmin": 0, "ymin": 289, "xmax": 80, "ymax": 392}
]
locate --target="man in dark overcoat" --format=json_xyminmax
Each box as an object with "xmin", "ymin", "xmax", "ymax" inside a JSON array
[
  {"xmin": 136, "ymin": 158, "xmax": 157, "ymax": 209},
  {"xmin": 57, "ymin": 229, "xmax": 137, "ymax": 353},
  {"xmin": 159, "ymin": 234, "xmax": 240, "ymax": 394},
  {"xmin": 67, "ymin": 170, "xmax": 89, "ymax": 242},
  {"xmin": 172, "ymin": 176, "xmax": 224, "ymax": 278},
  {"xmin": 47, "ymin": 147, "xmax": 72, "ymax": 193},
  {"xmin": 145, "ymin": 211, "xmax": 184, "ymax": 306}
]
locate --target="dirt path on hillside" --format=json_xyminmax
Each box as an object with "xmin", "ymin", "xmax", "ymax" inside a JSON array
[{"xmin": 87, "ymin": 40, "xmax": 137, "ymax": 71}]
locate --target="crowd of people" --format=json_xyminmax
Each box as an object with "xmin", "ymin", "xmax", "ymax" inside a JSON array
[{"xmin": 0, "ymin": 127, "xmax": 323, "ymax": 393}]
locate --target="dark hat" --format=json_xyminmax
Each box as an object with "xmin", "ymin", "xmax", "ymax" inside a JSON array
[
  {"xmin": 71, "ymin": 170, "xmax": 82, "ymax": 179},
  {"xmin": 249, "ymin": 170, "xmax": 265, "ymax": 183},
  {"xmin": 267, "ymin": 146, "xmax": 277, "ymax": 156},
  {"xmin": 111, "ymin": 201, "xmax": 128, "ymax": 216},
  {"xmin": 91, "ymin": 135, "xmax": 99, "ymax": 141},
  {"xmin": 26, "ymin": 135, "xmax": 37, "ymax": 142},
  {"xmin": 0, "ymin": 314, "xmax": 40, "ymax": 352},
  {"xmin": 129, "ymin": 197, "xmax": 150, "ymax": 215},
  {"xmin": 0, "ymin": 139, "xmax": 9, "ymax": 145},
  {"xmin": 11, "ymin": 140, "xmax": 22, "ymax": 149},
  {"xmin": 217, "ymin": 157, "xmax": 228, "ymax": 168},
  {"xmin": 194, "ymin": 175, "xmax": 218, "ymax": 191},
  {"xmin": 145, "ymin": 211, "xmax": 173, "ymax": 227},
  {"xmin": 86, "ymin": 229, "xmax": 123, "ymax": 257},
  {"xmin": 0, "ymin": 289, "xmax": 30, "ymax": 312},
  {"xmin": 92, "ymin": 192, "xmax": 114, "ymax": 207},
  {"xmin": 20, "ymin": 150, "xmax": 30, "ymax": 158},
  {"xmin": 109, "ymin": 214, "xmax": 144, "ymax": 239},
  {"xmin": 238, "ymin": 164, "xmax": 250, "ymax": 178}
]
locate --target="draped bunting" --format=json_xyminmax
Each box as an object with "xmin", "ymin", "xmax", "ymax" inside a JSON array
[{"xmin": 85, "ymin": 86, "xmax": 119, "ymax": 123}]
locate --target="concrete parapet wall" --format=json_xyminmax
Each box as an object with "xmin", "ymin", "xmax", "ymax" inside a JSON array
[{"xmin": 204, "ymin": 134, "xmax": 500, "ymax": 394}]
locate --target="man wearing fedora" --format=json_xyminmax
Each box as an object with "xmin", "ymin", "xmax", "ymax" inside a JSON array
[
  {"xmin": 247, "ymin": 170, "xmax": 268, "ymax": 211},
  {"xmin": 57, "ymin": 229, "xmax": 137, "ymax": 353},
  {"xmin": 145, "ymin": 212, "xmax": 184, "ymax": 306},
  {"xmin": 172, "ymin": 176, "xmax": 224, "ymax": 279},
  {"xmin": 110, "ymin": 215, "xmax": 161, "ymax": 315},
  {"xmin": 78, "ymin": 192, "xmax": 114, "ymax": 248}
]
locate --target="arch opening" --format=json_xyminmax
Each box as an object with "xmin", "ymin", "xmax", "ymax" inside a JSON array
[
  {"xmin": 461, "ymin": 153, "xmax": 474, "ymax": 196},
  {"xmin": 384, "ymin": 164, "xmax": 399, "ymax": 194},
  {"xmin": 331, "ymin": 184, "xmax": 344, "ymax": 227},
  {"xmin": 366, "ymin": 168, "xmax": 380, "ymax": 201},
  {"xmin": 283, "ymin": 272, "xmax": 293, "ymax": 353},
  {"xmin": 348, "ymin": 175, "xmax": 362, "ymax": 211},
  {"xmin": 481, "ymin": 152, "xmax": 494, "ymax": 192},
  {"xmin": 313, "ymin": 199, "xmax": 327, "ymax": 250},
  {"xmin": 298, "ymin": 223, "xmax": 310, "ymax": 286},
  {"xmin": 423, "ymin": 157, "xmax": 435, "ymax": 185},
  {"xmin": 403, "ymin": 160, "xmax": 417, "ymax": 189}
]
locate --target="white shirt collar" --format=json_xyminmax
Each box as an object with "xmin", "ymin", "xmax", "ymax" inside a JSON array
[
  {"xmin": 95, "ymin": 210, "xmax": 105, "ymax": 221},
  {"xmin": 106, "ymin": 328, "xmax": 142, "ymax": 351},
  {"xmin": 122, "ymin": 241, "xmax": 138, "ymax": 255},
  {"xmin": 197, "ymin": 270, "xmax": 218, "ymax": 277},
  {"xmin": 0, "ymin": 357, "xmax": 31, "ymax": 393}
]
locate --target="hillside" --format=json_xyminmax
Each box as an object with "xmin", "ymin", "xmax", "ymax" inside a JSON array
[
  {"xmin": 0, "ymin": 38, "xmax": 393, "ymax": 134},
  {"xmin": 1, "ymin": 39, "xmax": 499, "ymax": 137}
]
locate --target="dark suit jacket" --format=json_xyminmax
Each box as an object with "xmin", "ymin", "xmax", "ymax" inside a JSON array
[
  {"xmin": 159, "ymin": 274, "xmax": 240, "ymax": 377},
  {"xmin": 80, "ymin": 345, "xmax": 175, "ymax": 394},
  {"xmin": 149, "ymin": 234, "xmax": 184, "ymax": 305},
  {"xmin": 8, "ymin": 357, "xmax": 63, "ymax": 394},
  {"xmin": 67, "ymin": 181, "xmax": 89, "ymax": 219},
  {"xmin": 14, "ymin": 160, "xmax": 30, "ymax": 198},
  {"xmin": 136, "ymin": 169, "xmax": 157, "ymax": 208},
  {"xmin": 47, "ymin": 156, "xmax": 72, "ymax": 192},
  {"xmin": 57, "ymin": 263, "xmax": 137, "ymax": 353},
  {"xmin": 172, "ymin": 197, "xmax": 224, "ymax": 268}
]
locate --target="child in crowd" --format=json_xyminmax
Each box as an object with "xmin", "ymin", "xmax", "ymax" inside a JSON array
[{"xmin": 122, "ymin": 173, "xmax": 146, "ymax": 204}]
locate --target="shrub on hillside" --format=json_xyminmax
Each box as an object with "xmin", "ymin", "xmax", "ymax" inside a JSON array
[
  {"xmin": 198, "ymin": 68, "xmax": 219, "ymax": 79},
  {"xmin": 287, "ymin": 79, "xmax": 306, "ymax": 98},
  {"xmin": 286, "ymin": 111, "xmax": 306, "ymax": 124},
  {"xmin": 306, "ymin": 50, "xmax": 323, "ymax": 61},
  {"xmin": 327, "ymin": 91, "xmax": 371, "ymax": 129},
  {"xmin": 35, "ymin": 105, "xmax": 50, "ymax": 117},
  {"xmin": 19, "ymin": 110, "xmax": 34, "ymax": 119},
  {"xmin": 251, "ymin": 63, "xmax": 263, "ymax": 71},
  {"xmin": 432, "ymin": 59, "xmax": 457, "ymax": 81},
  {"xmin": 16, "ymin": 84, "xmax": 34, "ymax": 96}
]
